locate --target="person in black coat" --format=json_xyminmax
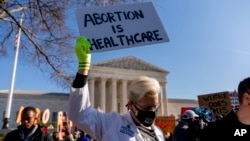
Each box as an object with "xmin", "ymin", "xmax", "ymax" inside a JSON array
[
  {"xmin": 3, "ymin": 106, "xmax": 53, "ymax": 141},
  {"xmin": 201, "ymin": 77, "xmax": 250, "ymax": 141}
]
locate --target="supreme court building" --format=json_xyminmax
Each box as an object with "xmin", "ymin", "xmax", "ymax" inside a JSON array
[
  {"xmin": 0, "ymin": 56, "xmax": 198, "ymax": 128},
  {"xmin": 88, "ymin": 56, "xmax": 169, "ymax": 115}
]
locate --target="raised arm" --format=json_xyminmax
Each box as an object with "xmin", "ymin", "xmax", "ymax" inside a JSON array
[{"xmin": 67, "ymin": 36, "xmax": 91, "ymax": 122}]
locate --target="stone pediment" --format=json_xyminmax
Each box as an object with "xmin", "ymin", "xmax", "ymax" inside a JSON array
[{"xmin": 91, "ymin": 56, "xmax": 168, "ymax": 73}]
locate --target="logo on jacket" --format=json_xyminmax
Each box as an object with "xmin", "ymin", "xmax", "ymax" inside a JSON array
[
  {"xmin": 120, "ymin": 125, "xmax": 134, "ymax": 137},
  {"xmin": 234, "ymin": 129, "xmax": 247, "ymax": 136}
]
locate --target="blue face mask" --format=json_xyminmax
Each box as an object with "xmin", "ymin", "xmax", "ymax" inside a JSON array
[{"xmin": 133, "ymin": 103, "xmax": 158, "ymax": 127}]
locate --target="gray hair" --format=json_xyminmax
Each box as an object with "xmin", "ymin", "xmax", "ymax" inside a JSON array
[{"xmin": 127, "ymin": 76, "xmax": 161, "ymax": 103}]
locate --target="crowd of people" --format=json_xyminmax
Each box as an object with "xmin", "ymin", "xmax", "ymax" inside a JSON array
[
  {"xmin": 2, "ymin": 106, "xmax": 94, "ymax": 141},
  {"xmin": 171, "ymin": 76, "xmax": 250, "ymax": 141},
  {"xmin": 3, "ymin": 36, "xmax": 250, "ymax": 141},
  {"xmin": 67, "ymin": 36, "xmax": 250, "ymax": 141}
]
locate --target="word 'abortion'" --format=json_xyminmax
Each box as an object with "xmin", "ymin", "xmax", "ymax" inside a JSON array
[
  {"xmin": 89, "ymin": 30, "xmax": 162, "ymax": 51},
  {"xmin": 84, "ymin": 10, "xmax": 144, "ymax": 27}
]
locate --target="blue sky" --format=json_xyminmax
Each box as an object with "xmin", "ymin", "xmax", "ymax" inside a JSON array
[{"xmin": 1, "ymin": 0, "xmax": 250, "ymax": 100}]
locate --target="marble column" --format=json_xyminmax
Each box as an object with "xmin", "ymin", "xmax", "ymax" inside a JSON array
[
  {"xmin": 100, "ymin": 78, "xmax": 106, "ymax": 112},
  {"xmin": 88, "ymin": 78, "xmax": 95, "ymax": 108},
  {"xmin": 121, "ymin": 80, "xmax": 128, "ymax": 113},
  {"xmin": 158, "ymin": 85, "xmax": 164, "ymax": 116},
  {"xmin": 111, "ymin": 79, "xmax": 117, "ymax": 111},
  {"xmin": 162, "ymin": 83, "xmax": 168, "ymax": 116}
]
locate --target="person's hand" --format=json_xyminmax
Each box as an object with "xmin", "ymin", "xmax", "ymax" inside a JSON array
[{"xmin": 74, "ymin": 36, "xmax": 91, "ymax": 70}]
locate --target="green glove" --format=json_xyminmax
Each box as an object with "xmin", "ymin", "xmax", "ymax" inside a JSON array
[{"xmin": 74, "ymin": 36, "xmax": 91, "ymax": 70}]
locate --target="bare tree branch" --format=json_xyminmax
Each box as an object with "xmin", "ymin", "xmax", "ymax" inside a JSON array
[{"xmin": 0, "ymin": 0, "xmax": 148, "ymax": 90}]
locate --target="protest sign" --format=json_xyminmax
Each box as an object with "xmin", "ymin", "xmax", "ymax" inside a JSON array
[
  {"xmin": 198, "ymin": 91, "xmax": 232, "ymax": 119},
  {"xmin": 229, "ymin": 91, "xmax": 239, "ymax": 111},
  {"xmin": 75, "ymin": 2, "xmax": 169, "ymax": 53},
  {"xmin": 155, "ymin": 116, "xmax": 176, "ymax": 134}
]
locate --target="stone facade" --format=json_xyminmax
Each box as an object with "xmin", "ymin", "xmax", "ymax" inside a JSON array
[{"xmin": 0, "ymin": 56, "xmax": 198, "ymax": 128}]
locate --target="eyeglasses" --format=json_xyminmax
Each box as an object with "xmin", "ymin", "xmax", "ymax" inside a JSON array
[{"xmin": 133, "ymin": 102, "xmax": 161, "ymax": 112}]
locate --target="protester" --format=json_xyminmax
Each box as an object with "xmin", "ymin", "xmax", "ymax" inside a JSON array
[
  {"xmin": 164, "ymin": 132, "xmax": 173, "ymax": 141},
  {"xmin": 77, "ymin": 130, "xmax": 90, "ymax": 141},
  {"xmin": 52, "ymin": 131, "xmax": 64, "ymax": 141},
  {"xmin": 202, "ymin": 77, "xmax": 250, "ymax": 141},
  {"xmin": 172, "ymin": 109, "xmax": 201, "ymax": 141},
  {"xmin": 64, "ymin": 128, "xmax": 74, "ymax": 141},
  {"xmin": 3, "ymin": 106, "xmax": 53, "ymax": 141},
  {"xmin": 68, "ymin": 36, "xmax": 165, "ymax": 141}
]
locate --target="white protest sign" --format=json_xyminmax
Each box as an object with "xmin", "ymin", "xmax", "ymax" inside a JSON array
[
  {"xmin": 229, "ymin": 91, "xmax": 239, "ymax": 111},
  {"xmin": 75, "ymin": 2, "xmax": 169, "ymax": 53}
]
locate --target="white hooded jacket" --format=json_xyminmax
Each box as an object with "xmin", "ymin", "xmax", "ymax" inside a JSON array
[{"xmin": 68, "ymin": 83, "xmax": 165, "ymax": 141}]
